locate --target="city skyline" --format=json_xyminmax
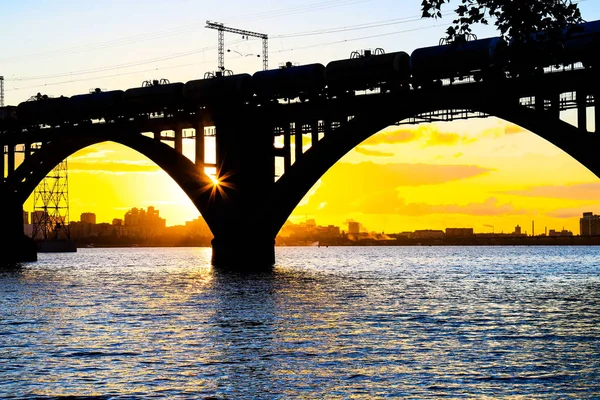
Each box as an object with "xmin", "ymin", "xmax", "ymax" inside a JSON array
[
  {"xmin": 23, "ymin": 205, "xmax": 594, "ymax": 238},
  {"xmin": 5, "ymin": 1, "xmax": 600, "ymax": 235}
]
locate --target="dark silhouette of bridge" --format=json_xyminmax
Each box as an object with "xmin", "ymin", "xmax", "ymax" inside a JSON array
[{"xmin": 2, "ymin": 67, "xmax": 600, "ymax": 268}]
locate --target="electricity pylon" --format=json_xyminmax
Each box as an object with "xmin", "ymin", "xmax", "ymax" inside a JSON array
[
  {"xmin": 31, "ymin": 160, "xmax": 72, "ymax": 241},
  {"xmin": 206, "ymin": 21, "xmax": 268, "ymax": 72}
]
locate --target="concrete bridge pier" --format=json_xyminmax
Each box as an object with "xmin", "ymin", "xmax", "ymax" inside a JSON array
[
  {"xmin": 207, "ymin": 108, "xmax": 276, "ymax": 270},
  {"xmin": 1, "ymin": 195, "xmax": 37, "ymax": 265}
]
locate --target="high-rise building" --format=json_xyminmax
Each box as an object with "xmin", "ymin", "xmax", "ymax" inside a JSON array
[
  {"xmin": 514, "ymin": 225, "xmax": 522, "ymax": 235},
  {"xmin": 81, "ymin": 212, "xmax": 96, "ymax": 224},
  {"xmin": 580, "ymin": 212, "xmax": 600, "ymax": 236},
  {"xmin": 348, "ymin": 222, "xmax": 360, "ymax": 234}
]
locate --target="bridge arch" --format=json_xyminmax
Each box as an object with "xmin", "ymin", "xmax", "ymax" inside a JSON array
[
  {"xmin": 8, "ymin": 127, "xmax": 217, "ymax": 228},
  {"xmin": 271, "ymin": 93, "xmax": 600, "ymax": 236}
]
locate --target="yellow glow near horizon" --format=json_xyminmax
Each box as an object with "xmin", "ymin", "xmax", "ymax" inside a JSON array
[{"xmin": 17, "ymin": 115, "xmax": 600, "ymax": 234}]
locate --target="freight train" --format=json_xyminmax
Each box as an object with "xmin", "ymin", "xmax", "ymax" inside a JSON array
[{"xmin": 2, "ymin": 19, "xmax": 599, "ymax": 129}]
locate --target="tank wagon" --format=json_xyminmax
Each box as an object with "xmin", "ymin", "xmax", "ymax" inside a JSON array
[
  {"xmin": 559, "ymin": 20, "xmax": 600, "ymax": 67},
  {"xmin": 410, "ymin": 36, "xmax": 507, "ymax": 88},
  {"xmin": 16, "ymin": 94, "xmax": 70, "ymax": 127},
  {"xmin": 325, "ymin": 50, "xmax": 411, "ymax": 96},
  {"xmin": 184, "ymin": 73, "xmax": 253, "ymax": 106},
  {"xmin": 252, "ymin": 62, "xmax": 326, "ymax": 103},
  {"xmin": 123, "ymin": 80, "xmax": 186, "ymax": 117},
  {"xmin": 0, "ymin": 106, "xmax": 18, "ymax": 130},
  {"xmin": 6, "ymin": 18, "xmax": 600, "ymax": 130},
  {"xmin": 69, "ymin": 89, "xmax": 125, "ymax": 123}
]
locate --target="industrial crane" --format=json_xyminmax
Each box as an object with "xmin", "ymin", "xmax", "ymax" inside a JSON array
[{"xmin": 205, "ymin": 21, "xmax": 268, "ymax": 75}]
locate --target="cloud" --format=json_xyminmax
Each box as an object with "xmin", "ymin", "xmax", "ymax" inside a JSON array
[
  {"xmin": 505, "ymin": 182, "xmax": 600, "ymax": 201},
  {"xmin": 546, "ymin": 208, "xmax": 590, "ymax": 219},
  {"xmin": 393, "ymin": 197, "xmax": 525, "ymax": 217},
  {"xmin": 481, "ymin": 123, "xmax": 525, "ymax": 138},
  {"xmin": 362, "ymin": 125, "xmax": 479, "ymax": 148},
  {"xmin": 424, "ymin": 131, "xmax": 477, "ymax": 146},
  {"xmin": 69, "ymin": 160, "xmax": 160, "ymax": 174},
  {"xmin": 359, "ymin": 194, "xmax": 523, "ymax": 216},
  {"xmin": 327, "ymin": 161, "xmax": 492, "ymax": 188},
  {"xmin": 363, "ymin": 127, "xmax": 425, "ymax": 145},
  {"xmin": 354, "ymin": 147, "xmax": 394, "ymax": 157},
  {"xmin": 504, "ymin": 124, "xmax": 524, "ymax": 135},
  {"xmin": 295, "ymin": 162, "xmax": 494, "ymax": 215}
]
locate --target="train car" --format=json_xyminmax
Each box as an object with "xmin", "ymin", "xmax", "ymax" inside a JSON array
[
  {"xmin": 506, "ymin": 20, "xmax": 600, "ymax": 77},
  {"xmin": 0, "ymin": 106, "xmax": 18, "ymax": 130},
  {"xmin": 252, "ymin": 63, "xmax": 326, "ymax": 103},
  {"xmin": 122, "ymin": 80, "xmax": 186, "ymax": 117},
  {"xmin": 68, "ymin": 89, "xmax": 125, "ymax": 122},
  {"xmin": 410, "ymin": 36, "xmax": 506, "ymax": 88},
  {"xmin": 559, "ymin": 20, "xmax": 600, "ymax": 67},
  {"xmin": 16, "ymin": 94, "xmax": 71, "ymax": 127},
  {"xmin": 183, "ymin": 73, "xmax": 253, "ymax": 106},
  {"xmin": 325, "ymin": 50, "xmax": 411, "ymax": 96}
]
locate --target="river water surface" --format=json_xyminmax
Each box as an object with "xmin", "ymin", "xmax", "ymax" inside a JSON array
[{"xmin": 1, "ymin": 246, "xmax": 599, "ymax": 398}]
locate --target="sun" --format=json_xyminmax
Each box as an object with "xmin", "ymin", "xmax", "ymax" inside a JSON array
[{"xmin": 205, "ymin": 166, "xmax": 219, "ymax": 186}]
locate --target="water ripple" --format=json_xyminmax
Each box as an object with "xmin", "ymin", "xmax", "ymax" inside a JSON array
[{"xmin": 0, "ymin": 246, "xmax": 599, "ymax": 398}]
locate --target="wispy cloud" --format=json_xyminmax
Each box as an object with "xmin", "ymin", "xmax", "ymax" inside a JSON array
[
  {"xmin": 295, "ymin": 162, "xmax": 494, "ymax": 215},
  {"xmin": 424, "ymin": 131, "xmax": 477, "ymax": 146},
  {"xmin": 354, "ymin": 147, "xmax": 394, "ymax": 157},
  {"xmin": 505, "ymin": 182, "xmax": 600, "ymax": 201},
  {"xmin": 69, "ymin": 160, "xmax": 159, "ymax": 174}
]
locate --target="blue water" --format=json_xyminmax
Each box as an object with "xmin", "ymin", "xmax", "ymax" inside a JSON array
[{"xmin": 1, "ymin": 246, "xmax": 599, "ymax": 399}]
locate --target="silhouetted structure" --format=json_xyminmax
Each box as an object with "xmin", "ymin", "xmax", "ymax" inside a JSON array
[
  {"xmin": 4, "ymin": 20, "xmax": 600, "ymax": 267},
  {"xmin": 580, "ymin": 212, "xmax": 600, "ymax": 236}
]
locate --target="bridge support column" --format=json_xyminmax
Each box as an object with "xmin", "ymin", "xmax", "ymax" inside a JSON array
[
  {"xmin": 283, "ymin": 123, "xmax": 291, "ymax": 172},
  {"xmin": 294, "ymin": 121, "xmax": 303, "ymax": 162},
  {"xmin": 595, "ymin": 91, "xmax": 600, "ymax": 134},
  {"xmin": 174, "ymin": 127, "xmax": 183, "ymax": 154},
  {"xmin": 208, "ymin": 108, "xmax": 276, "ymax": 270},
  {"xmin": 549, "ymin": 93, "xmax": 560, "ymax": 119},
  {"xmin": 578, "ymin": 91, "xmax": 588, "ymax": 132},
  {"xmin": 7, "ymin": 143, "xmax": 15, "ymax": 176},
  {"xmin": 1, "ymin": 195, "xmax": 37, "ymax": 266},
  {"xmin": 195, "ymin": 121, "xmax": 205, "ymax": 166}
]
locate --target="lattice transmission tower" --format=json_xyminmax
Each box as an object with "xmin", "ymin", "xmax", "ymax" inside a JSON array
[{"xmin": 31, "ymin": 160, "xmax": 72, "ymax": 241}]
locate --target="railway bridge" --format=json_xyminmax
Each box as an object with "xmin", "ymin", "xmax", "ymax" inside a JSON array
[{"xmin": 2, "ymin": 67, "xmax": 600, "ymax": 268}]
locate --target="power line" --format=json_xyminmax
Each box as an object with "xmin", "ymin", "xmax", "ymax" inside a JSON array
[
  {"xmin": 0, "ymin": 0, "xmax": 373, "ymax": 65},
  {"xmin": 273, "ymin": 13, "xmax": 453, "ymax": 38},
  {"xmin": 6, "ymin": 41, "xmax": 244, "ymax": 82},
  {"xmin": 6, "ymin": 13, "xmax": 435, "ymax": 83},
  {"xmin": 8, "ymin": 24, "xmax": 440, "ymax": 93}
]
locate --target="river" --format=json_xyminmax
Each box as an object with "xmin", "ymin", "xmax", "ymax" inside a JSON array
[{"xmin": 1, "ymin": 246, "xmax": 599, "ymax": 398}]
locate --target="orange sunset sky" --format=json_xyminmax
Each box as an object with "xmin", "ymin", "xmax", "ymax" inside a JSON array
[{"xmin": 21, "ymin": 110, "xmax": 600, "ymax": 236}]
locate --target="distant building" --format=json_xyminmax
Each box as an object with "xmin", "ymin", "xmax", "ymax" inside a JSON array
[
  {"xmin": 348, "ymin": 222, "xmax": 360, "ymax": 234},
  {"xmin": 549, "ymin": 229, "xmax": 573, "ymax": 237},
  {"xmin": 445, "ymin": 228, "xmax": 474, "ymax": 238},
  {"xmin": 124, "ymin": 206, "xmax": 166, "ymax": 237},
  {"xmin": 514, "ymin": 225, "xmax": 522, "ymax": 235},
  {"xmin": 580, "ymin": 212, "xmax": 600, "ymax": 236},
  {"xmin": 412, "ymin": 229, "xmax": 445, "ymax": 239},
  {"xmin": 80, "ymin": 212, "xmax": 96, "ymax": 224},
  {"xmin": 185, "ymin": 216, "xmax": 212, "ymax": 237}
]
